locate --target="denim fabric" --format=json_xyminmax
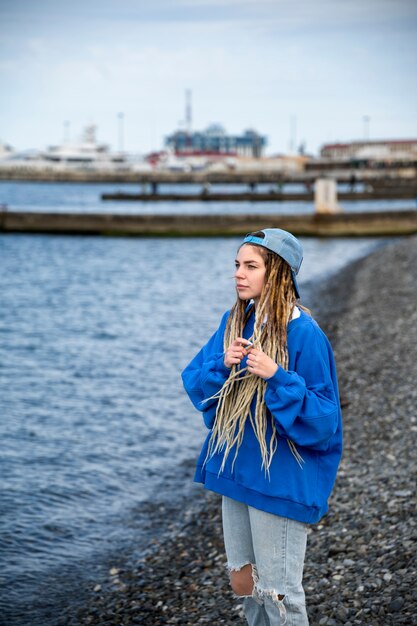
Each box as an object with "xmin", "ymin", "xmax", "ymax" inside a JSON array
[{"xmin": 222, "ymin": 496, "xmax": 309, "ymax": 626}]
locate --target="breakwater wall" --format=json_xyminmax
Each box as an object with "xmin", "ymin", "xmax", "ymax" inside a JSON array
[
  {"xmin": 0, "ymin": 166, "xmax": 416, "ymax": 187},
  {"xmin": 1, "ymin": 209, "xmax": 417, "ymax": 237}
]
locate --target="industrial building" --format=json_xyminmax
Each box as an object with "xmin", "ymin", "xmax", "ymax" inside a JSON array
[
  {"xmin": 320, "ymin": 139, "xmax": 417, "ymax": 161},
  {"xmin": 165, "ymin": 124, "xmax": 267, "ymax": 158}
]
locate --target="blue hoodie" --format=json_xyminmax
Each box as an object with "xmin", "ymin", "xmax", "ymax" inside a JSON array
[{"xmin": 181, "ymin": 307, "xmax": 342, "ymax": 524}]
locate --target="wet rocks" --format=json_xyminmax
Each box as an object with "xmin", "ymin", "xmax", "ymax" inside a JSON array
[{"xmin": 67, "ymin": 236, "xmax": 417, "ymax": 625}]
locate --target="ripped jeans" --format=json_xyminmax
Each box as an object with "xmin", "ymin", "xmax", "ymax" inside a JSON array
[{"xmin": 222, "ymin": 496, "xmax": 309, "ymax": 626}]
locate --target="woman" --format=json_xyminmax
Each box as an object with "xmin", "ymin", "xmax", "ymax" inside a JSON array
[{"xmin": 181, "ymin": 228, "xmax": 342, "ymax": 625}]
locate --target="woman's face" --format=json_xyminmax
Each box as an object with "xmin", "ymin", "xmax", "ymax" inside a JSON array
[{"xmin": 234, "ymin": 244, "xmax": 266, "ymax": 304}]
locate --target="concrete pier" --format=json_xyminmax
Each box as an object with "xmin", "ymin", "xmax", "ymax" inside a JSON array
[
  {"xmin": 1, "ymin": 209, "xmax": 416, "ymax": 237},
  {"xmin": 100, "ymin": 188, "xmax": 417, "ymax": 202}
]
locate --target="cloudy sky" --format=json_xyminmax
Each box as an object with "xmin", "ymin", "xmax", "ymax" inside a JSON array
[{"xmin": 1, "ymin": 0, "xmax": 416, "ymax": 155}]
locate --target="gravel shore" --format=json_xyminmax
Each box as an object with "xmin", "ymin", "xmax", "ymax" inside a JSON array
[{"xmin": 70, "ymin": 236, "xmax": 417, "ymax": 626}]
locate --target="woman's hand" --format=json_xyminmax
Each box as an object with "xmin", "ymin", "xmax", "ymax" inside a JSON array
[
  {"xmin": 247, "ymin": 348, "xmax": 278, "ymax": 380},
  {"xmin": 224, "ymin": 338, "xmax": 252, "ymax": 368}
]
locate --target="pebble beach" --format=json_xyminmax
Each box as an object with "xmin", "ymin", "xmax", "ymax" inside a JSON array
[{"xmin": 63, "ymin": 235, "xmax": 416, "ymax": 626}]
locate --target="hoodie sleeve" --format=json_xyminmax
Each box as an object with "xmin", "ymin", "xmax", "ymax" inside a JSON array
[
  {"xmin": 264, "ymin": 320, "xmax": 340, "ymax": 450},
  {"xmin": 181, "ymin": 311, "xmax": 231, "ymax": 429}
]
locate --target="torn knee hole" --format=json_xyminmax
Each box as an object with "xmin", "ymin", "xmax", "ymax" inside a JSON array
[{"xmin": 228, "ymin": 563, "xmax": 257, "ymax": 597}]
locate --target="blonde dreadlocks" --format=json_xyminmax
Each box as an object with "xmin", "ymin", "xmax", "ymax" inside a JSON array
[{"xmin": 205, "ymin": 235, "xmax": 305, "ymax": 475}]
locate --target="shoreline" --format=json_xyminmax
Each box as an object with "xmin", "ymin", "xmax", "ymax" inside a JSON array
[{"xmin": 41, "ymin": 236, "xmax": 417, "ymax": 624}]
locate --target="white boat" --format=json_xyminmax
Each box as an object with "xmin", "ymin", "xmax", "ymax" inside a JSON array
[
  {"xmin": 0, "ymin": 125, "xmax": 152, "ymax": 172},
  {"xmin": 38, "ymin": 125, "xmax": 126, "ymax": 168}
]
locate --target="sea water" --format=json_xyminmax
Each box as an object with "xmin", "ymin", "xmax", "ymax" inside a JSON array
[
  {"xmin": 1, "ymin": 179, "xmax": 415, "ymax": 215},
  {"xmin": 0, "ymin": 181, "xmax": 393, "ymax": 623}
]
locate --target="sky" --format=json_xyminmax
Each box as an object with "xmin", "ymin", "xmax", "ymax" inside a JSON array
[{"xmin": 0, "ymin": 0, "xmax": 416, "ymax": 156}]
